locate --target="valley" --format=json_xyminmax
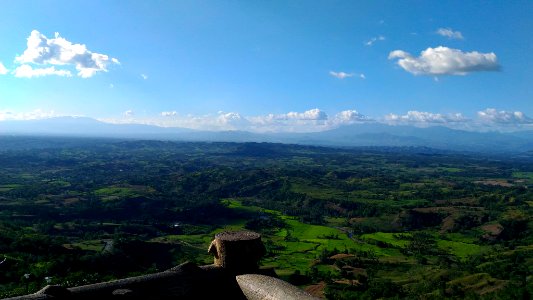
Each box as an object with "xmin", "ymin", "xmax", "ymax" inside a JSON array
[{"xmin": 0, "ymin": 137, "xmax": 531, "ymax": 299}]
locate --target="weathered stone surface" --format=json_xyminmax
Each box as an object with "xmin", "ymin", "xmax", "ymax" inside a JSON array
[
  {"xmin": 3, "ymin": 262, "xmax": 226, "ymax": 300},
  {"xmin": 36, "ymin": 285, "xmax": 71, "ymax": 298},
  {"xmin": 236, "ymin": 274, "xmax": 321, "ymax": 300},
  {"xmin": 208, "ymin": 231, "xmax": 266, "ymax": 273},
  {"xmin": 112, "ymin": 289, "xmax": 134, "ymax": 297},
  {"xmin": 2, "ymin": 231, "xmax": 304, "ymax": 300}
]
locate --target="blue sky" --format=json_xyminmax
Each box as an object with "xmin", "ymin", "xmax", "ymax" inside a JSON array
[{"xmin": 0, "ymin": 0, "xmax": 531, "ymax": 132}]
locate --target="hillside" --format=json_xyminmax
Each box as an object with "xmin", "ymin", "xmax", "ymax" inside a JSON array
[{"xmin": 0, "ymin": 138, "xmax": 531, "ymax": 299}]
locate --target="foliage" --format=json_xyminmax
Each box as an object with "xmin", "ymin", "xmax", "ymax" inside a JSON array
[{"xmin": 0, "ymin": 137, "xmax": 531, "ymax": 298}]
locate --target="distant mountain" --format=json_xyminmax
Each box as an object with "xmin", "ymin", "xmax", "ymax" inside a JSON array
[
  {"xmin": 0, "ymin": 117, "xmax": 193, "ymax": 138},
  {"xmin": 288, "ymin": 123, "xmax": 533, "ymax": 153},
  {"xmin": 1, "ymin": 117, "xmax": 531, "ymax": 153}
]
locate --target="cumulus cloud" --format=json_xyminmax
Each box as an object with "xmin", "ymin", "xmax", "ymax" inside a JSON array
[
  {"xmin": 0, "ymin": 62, "xmax": 8, "ymax": 75},
  {"xmin": 104, "ymin": 108, "xmax": 371, "ymax": 133},
  {"xmin": 477, "ymin": 108, "xmax": 532, "ymax": 124},
  {"xmin": 385, "ymin": 111, "xmax": 467, "ymax": 125},
  {"xmin": 249, "ymin": 109, "xmax": 328, "ymax": 124},
  {"xmin": 388, "ymin": 46, "xmax": 500, "ymax": 76},
  {"xmin": 15, "ymin": 30, "xmax": 119, "ymax": 78},
  {"xmin": 217, "ymin": 112, "xmax": 248, "ymax": 126},
  {"xmin": 161, "ymin": 111, "xmax": 177, "ymax": 117},
  {"xmin": 365, "ymin": 35, "xmax": 385, "ymax": 46},
  {"xmin": 105, "ymin": 111, "xmax": 250, "ymax": 131},
  {"xmin": 13, "ymin": 64, "xmax": 72, "ymax": 78},
  {"xmin": 244, "ymin": 109, "xmax": 330, "ymax": 132},
  {"xmin": 436, "ymin": 28, "xmax": 464, "ymax": 40},
  {"xmin": 333, "ymin": 110, "xmax": 371, "ymax": 124},
  {"xmin": 284, "ymin": 108, "xmax": 328, "ymax": 120}
]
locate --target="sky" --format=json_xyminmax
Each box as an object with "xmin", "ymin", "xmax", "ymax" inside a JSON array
[{"xmin": 0, "ymin": 0, "xmax": 532, "ymax": 132}]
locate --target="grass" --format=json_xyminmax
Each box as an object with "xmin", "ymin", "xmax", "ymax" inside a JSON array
[
  {"xmin": 94, "ymin": 185, "xmax": 154, "ymax": 201},
  {"xmin": 512, "ymin": 171, "xmax": 533, "ymax": 179},
  {"xmin": 513, "ymin": 171, "xmax": 533, "ymax": 184},
  {"xmin": 0, "ymin": 184, "xmax": 21, "ymax": 192},
  {"xmin": 66, "ymin": 240, "xmax": 105, "ymax": 252},
  {"xmin": 324, "ymin": 217, "xmax": 347, "ymax": 226},
  {"xmin": 361, "ymin": 232, "xmax": 410, "ymax": 248},
  {"xmin": 290, "ymin": 182, "xmax": 345, "ymax": 200},
  {"xmin": 222, "ymin": 199, "xmax": 415, "ymax": 275},
  {"xmin": 437, "ymin": 240, "xmax": 488, "ymax": 260},
  {"xmin": 284, "ymin": 218, "xmax": 341, "ymax": 240},
  {"xmin": 443, "ymin": 232, "xmax": 479, "ymax": 244},
  {"xmin": 166, "ymin": 198, "xmax": 490, "ymax": 278},
  {"xmin": 150, "ymin": 234, "xmax": 212, "ymax": 249},
  {"xmin": 95, "ymin": 187, "xmax": 139, "ymax": 199},
  {"xmin": 437, "ymin": 167, "xmax": 463, "ymax": 173},
  {"xmin": 218, "ymin": 199, "xmax": 360, "ymax": 273}
]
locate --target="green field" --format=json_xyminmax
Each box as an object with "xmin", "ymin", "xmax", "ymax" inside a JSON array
[
  {"xmin": 0, "ymin": 139, "xmax": 530, "ymax": 299},
  {"xmin": 0, "ymin": 184, "xmax": 22, "ymax": 192},
  {"xmin": 361, "ymin": 232, "xmax": 410, "ymax": 248},
  {"xmin": 94, "ymin": 185, "xmax": 155, "ymax": 201},
  {"xmin": 65, "ymin": 240, "xmax": 105, "ymax": 252},
  {"xmin": 437, "ymin": 240, "xmax": 488, "ymax": 260}
]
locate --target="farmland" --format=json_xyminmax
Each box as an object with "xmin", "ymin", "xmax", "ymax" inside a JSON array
[{"xmin": 0, "ymin": 137, "xmax": 531, "ymax": 298}]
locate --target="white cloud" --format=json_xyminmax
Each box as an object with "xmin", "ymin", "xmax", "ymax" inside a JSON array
[
  {"xmin": 15, "ymin": 30, "xmax": 119, "ymax": 78},
  {"xmin": 104, "ymin": 108, "xmax": 369, "ymax": 133},
  {"xmin": 477, "ymin": 108, "xmax": 532, "ymax": 124},
  {"xmin": 249, "ymin": 109, "xmax": 328, "ymax": 123},
  {"xmin": 0, "ymin": 109, "xmax": 58, "ymax": 121},
  {"xmin": 123, "ymin": 110, "xmax": 134, "ymax": 117},
  {"xmin": 0, "ymin": 62, "xmax": 8, "ymax": 75},
  {"xmin": 246, "ymin": 109, "xmax": 330, "ymax": 132},
  {"xmin": 141, "ymin": 74, "xmax": 148, "ymax": 80},
  {"xmin": 384, "ymin": 111, "xmax": 467, "ymax": 125},
  {"xmin": 436, "ymin": 28, "xmax": 464, "ymax": 40},
  {"xmin": 329, "ymin": 71, "xmax": 365, "ymax": 80},
  {"xmin": 97, "ymin": 107, "xmax": 533, "ymax": 133},
  {"xmin": 161, "ymin": 111, "xmax": 177, "ymax": 117},
  {"xmin": 329, "ymin": 71, "xmax": 353, "ymax": 79},
  {"xmin": 105, "ymin": 111, "xmax": 250, "ymax": 131},
  {"xmin": 13, "ymin": 64, "xmax": 72, "ymax": 78},
  {"xmin": 285, "ymin": 108, "xmax": 328, "ymax": 120},
  {"xmin": 333, "ymin": 110, "xmax": 370, "ymax": 125},
  {"xmin": 388, "ymin": 46, "xmax": 499, "ymax": 76},
  {"xmin": 365, "ymin": 35, "xmax": 385, "ymax": 46},
  {"xmin": 217, "ymin": 112, "xmax": 246, "ymax": 125}
]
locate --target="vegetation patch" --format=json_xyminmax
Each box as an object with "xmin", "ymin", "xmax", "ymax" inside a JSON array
[
  {"xmin": 0, "ymin": 184, "xmax": 21, "ymax": 192},
  {"xmin": 0, "ymin": 139, "xmax": 530, "ymax": 299},
  {"xmin": 94, "ymin": 185, "xmax": 154, "ymax": 201},
  {"xmin": 437, "ymin": 240, "xmax": 488, "ymax": 260}
]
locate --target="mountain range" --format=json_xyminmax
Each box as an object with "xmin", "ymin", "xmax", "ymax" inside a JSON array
[{"xmin": 0, "ymin": 117, "xmax": 531, "ymax": 153}]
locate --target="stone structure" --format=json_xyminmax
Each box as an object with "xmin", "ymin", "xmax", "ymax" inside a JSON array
[
  {"xmin": 208, "ymin": 231, "xmax": 266, "ymax": 273},
  {"xmin": 237, "ymin": 274, "xmax": 320, "ymax": 300},
  {"xmin": 3, "ymin": 231, "xmax": 318, "ymax": 300}
]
